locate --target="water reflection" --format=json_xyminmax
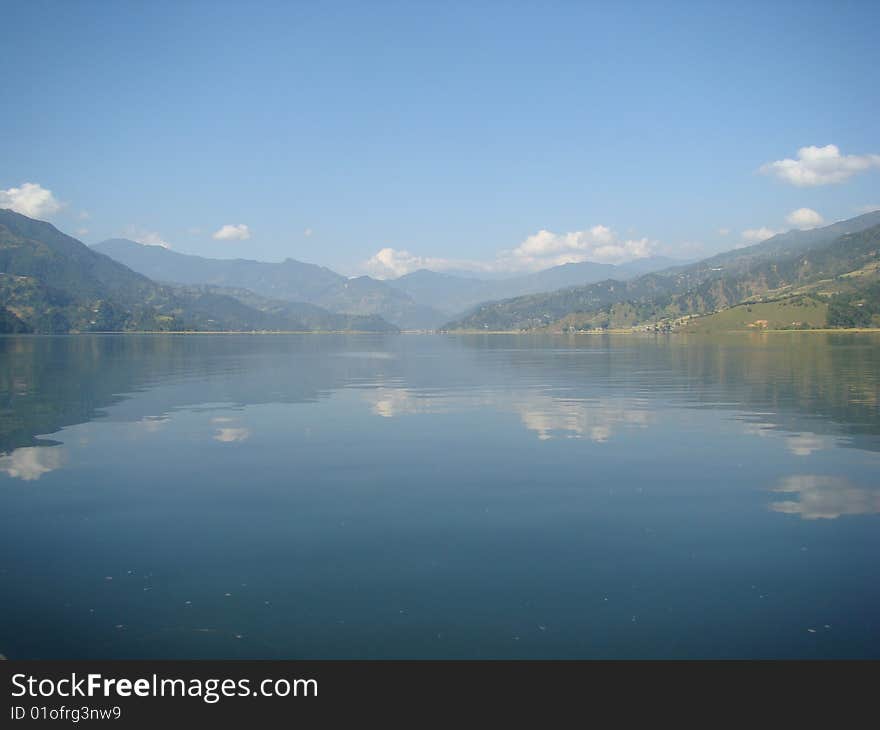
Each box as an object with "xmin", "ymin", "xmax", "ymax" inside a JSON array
[
  {"xmin": 364, "ymin": 386, "xmax": 652, "ymax": 442},
  {"xmin": 785, "ymin": 433, "xmax": 829, "ymax": 457},
  {"xmin": 1, "ymin": 333, "xmax": 880, "ymax": 660},
  {"xmin": 1, "ymin": 332, "xmax": 878, "ymax": 469},
  {"xmin": 212, "ymin": 416, "xmax": 251, "ymax": 443},
  {"xmin": 137, "ymin": 416, "xmax": 169, "ymax": 433},
  {"xmin": 0, "ymin": 445, "xmax": 64, "ymax": 481},
  {"xmin": 514, "ymin": 396, "xmax": 652, "ymax": 442},
  {"xmin": 770, "ymin": 475, "xmax": 880, "ymax": 520}
]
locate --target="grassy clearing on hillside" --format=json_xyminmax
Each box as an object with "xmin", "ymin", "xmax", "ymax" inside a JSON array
[{"xmin": 682, "ymin": 298, "xmax": 828, "ymax": 333}]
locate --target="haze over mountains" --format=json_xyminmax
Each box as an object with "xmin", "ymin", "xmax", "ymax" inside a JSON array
[
  {"xmin": 1, "ymin": 208, "xmax": 677, "ymax": 333},
  {"xmin": 2, "ymin": 206, "xmax": 879, "ymax": 334},
  {"xmin": 93, "ymin": 238, "xmax": 679, "ymax": 327},
  {"xmin": 385, "ymin": 257, "xmax": 680, "ymax": 314},
  {"xmin": 93, "ymin": 238, "xmax": 443, "ymax": 329}
]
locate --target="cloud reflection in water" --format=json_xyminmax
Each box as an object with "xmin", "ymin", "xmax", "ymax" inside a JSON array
[
  {"xmin": 770, "ymin": 475, "xmax": 880, "ymax": 520},
  {"xmin": 0, "ymin": 446, "xmax": 64, "ymax": 481}
]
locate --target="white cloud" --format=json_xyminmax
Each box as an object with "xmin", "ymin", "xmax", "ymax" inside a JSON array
[
  {"xmin": 137, "ymin": 232, "xmax": 169, "ymax": 248},
  {"xmin": 508, "ymin": 226, "xmax": 654, "ymax": 269},
  {"xmin": 364, "ymin": 225, "xmax": 656, "ymax": 278},
  {"xmin": 760, "ymin": 144, "xmax": 880, "ymax": 187},
  {"xmin": 212, "ymin": 223, "xmax": 251, "ymax": 241},
  {"xmin": 718, "ymin": 228, "xmax": 730, "ymax": 236},
  {"xmin": 857, "ymin": 203, "xmax": 880, "ymax": 213},
  {"xmin": 364, "ymin": 248, "xmax": 488, "ymax": 278},
  {"xmin": 76, "ymin": 228, "xmax": 89, "ymax": 237},
  {"xmin": 740, "ymin": 208, "xmax": 825, "ymax": 247},
  {"xmin": 785, "ymin": 207, "xmax": 824, "ymax": 229},
  {"xmin": 125, "ymin": 226, "xmax": 170, "ymax": 249},
  {"xmin": 303, "ymin": 228, "xmax": 313, "ymax": 237},
  {"xmin": 365, "ymin": 248, "xmax": 420, "ymax": 278},
  {"xmin": 0, "ymin": 182, "xmax": 62, "ymax": 218},
  {"xmin": 0, "ymin": 446, "xmax": 64, "ymax": 481},
  {"xmin": 741, "ymin": 227, "xmax": 781, "ymax": 244}
]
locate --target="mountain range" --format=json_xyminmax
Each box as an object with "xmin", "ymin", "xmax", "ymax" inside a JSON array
[
  {"xmin": 0, "ymin": 209, "xmax": 395, "ymax": 333},
  {"xmin": 445, "ymin": 211, "xmax": 880, "ymax": 331},
  {"xmin": 384, "ymin": 257, "xmax": 680, "ymax": 315},
  {"xmin": 3, "ymin": 206, "xmax": 880, "ymax": 335},
  {"xmin": 92, "ymin": 238, "xmax": 443, "ymax": 329},
  {"xmin": 92, "ymin": 239, "xmax": 679, "ymax": 327}
]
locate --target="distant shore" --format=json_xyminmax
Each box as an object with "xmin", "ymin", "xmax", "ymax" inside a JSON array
[
  {"xmin": 67, "ymin": 330, "xmax": 397, "ymax": 335},
  {"xmin": 439, "ymin": 327, "xmax": 880, "ymax": 335},
  {"xmin": 4, "ymin": 327, "xmax": 880, "ymax": 336}
]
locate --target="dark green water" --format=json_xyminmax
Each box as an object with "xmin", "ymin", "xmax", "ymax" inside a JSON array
[{"xmin": 1, "ymin": 333, "xmax": 878, "ymax": 659}]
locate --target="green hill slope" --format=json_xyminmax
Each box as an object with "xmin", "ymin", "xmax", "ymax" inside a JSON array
[
  {"xmin": 0, "ymin": 210, "xmax": 396, "ymax": 333},
  {"xmin": 445, "ymin": 212, "xmax": 880, "ymax": 332}
]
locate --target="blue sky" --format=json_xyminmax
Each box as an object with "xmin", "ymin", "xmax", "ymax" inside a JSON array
[{"xmin": 1, "ymin": 0, "xmax": 878, "ymax": 277}]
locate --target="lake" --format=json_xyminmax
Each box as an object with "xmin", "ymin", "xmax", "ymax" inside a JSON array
[{"xmin": 0, "ymin": 332, "xmax": 878, "ymax": 659}]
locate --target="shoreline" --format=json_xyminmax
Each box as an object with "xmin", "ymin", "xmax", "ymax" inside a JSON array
[
  {"xmin": 2, "ymin": 329, "xmax": 401, "ymax": 336},
  {"xmin": 440, "ymin": 327, "xmax": 880, "ymax": 335},
  {"xmin": 2, "ymin": 327, "xmax": 879, "ymax": 336}
]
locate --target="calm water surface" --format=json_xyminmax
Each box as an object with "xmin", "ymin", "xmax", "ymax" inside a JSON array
[{"xmin": 0, "ymin": 333, "xmax": 878, "ymax": 658}]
